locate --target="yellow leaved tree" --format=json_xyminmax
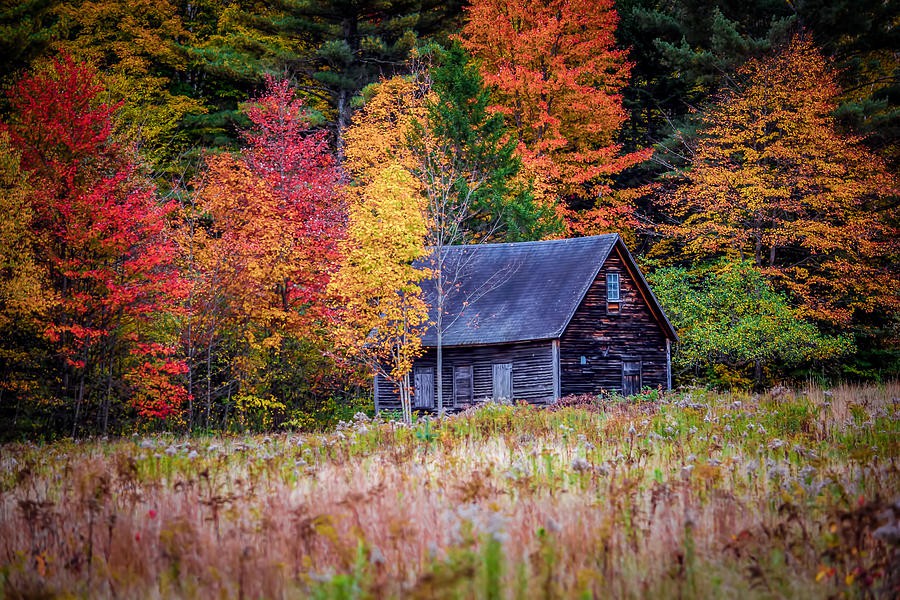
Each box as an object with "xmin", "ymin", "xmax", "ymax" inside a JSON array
[
  {"xmin": 342, "ymin": 75, "xmax": 428, "ymax": 180},
  {"xmin": 329, "ymin": 164, "xmax": 430, "ymax": 424}
]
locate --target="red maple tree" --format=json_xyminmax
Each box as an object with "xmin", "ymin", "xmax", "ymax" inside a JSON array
[
  {"xmin": 181, "ymin": 77, "xmax": 345, "ymax": 425},
  {"xmin": 241, "ymin": 77, "xmax": 345, "ymax": 317},
  {"xmin": 5, "ymin": 54, "xmax": 189, "ymax": 429}
]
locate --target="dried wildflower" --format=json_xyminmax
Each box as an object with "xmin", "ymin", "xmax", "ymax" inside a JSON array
[
  {"xmin": 544, "ymin": 516, "xmax": 561, "ymax": 534},
  {"xmin": 767, "ymin": 464, "xmax": 788, "ymax": 481},
  {"xmin": 571, "ymin": 457, "xmax": 591, "ymax": 472},
  {"xmin": 799, "ymin": 465, "xmax": 817, "ymax": 480},
  {"xmin": 485, "ymin": 511, "xmax": 508, "ymax": 542}
]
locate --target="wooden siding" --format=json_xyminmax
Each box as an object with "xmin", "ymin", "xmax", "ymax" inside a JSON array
[
  {"xmin": 375, "ymin": 340, "xmax": 556, "ymax": 413},
  {"xmin": 559, "ymin": 247, "xmax": 669, "ymax": 396}
]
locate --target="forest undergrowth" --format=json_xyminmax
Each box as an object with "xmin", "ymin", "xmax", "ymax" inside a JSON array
[{"xmin": 1, "ymin": 383, "xmax": 898, "ymax": 599}]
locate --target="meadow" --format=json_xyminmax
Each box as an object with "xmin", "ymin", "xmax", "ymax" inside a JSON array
[{"xmin": 1, "ymin": 383, "xmax": 898, "ymax": 599}]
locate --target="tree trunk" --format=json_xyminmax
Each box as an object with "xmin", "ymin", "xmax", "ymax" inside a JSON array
[
  {"xmin": 186, "ymin": 322, "xmax": 194, "ymax": 431},
  {"xmin": 72, "ymin": 370, "xmax": 86, "ymax": 439},
  {"xmin": 436, "ymin": 257, "xmax": 444, "ymax": 417},
  {"xmin": 400, "ymin": 372, "xmax": 413, "ymax": 425},
  {"xmin": 206, "ymin": 338, "xmax": 213, "ymax": 429},
  {"xmin": 336, "ymin": 89, "xmax": 348, "ymax": 163},
  {"xmin": 102, "ymin": 371, "xmax": 112, "ymax": 437}
]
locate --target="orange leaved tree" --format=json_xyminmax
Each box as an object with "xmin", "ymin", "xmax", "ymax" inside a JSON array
[
  {"xmin": 661, "ymin": 35, "xmax": 898, "ymax": 327},
  {"xmin": 184, "ymin": 77, "xmax": 344, "ymax": 429},
  {"xmin": 459, "ymin": 0, "xmax": 650, "ymax": 225}
]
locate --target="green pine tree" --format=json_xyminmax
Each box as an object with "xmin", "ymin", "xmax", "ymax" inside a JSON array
[{"xmin": 408, "ymin": 43, "xmax": 559, "ymax": 243}]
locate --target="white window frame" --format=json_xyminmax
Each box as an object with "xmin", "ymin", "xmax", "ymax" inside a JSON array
[{"xmin": 606, "ymin": 272, "xmax": 620, "ymax": 302}]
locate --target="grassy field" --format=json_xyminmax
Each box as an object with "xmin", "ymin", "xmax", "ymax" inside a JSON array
[{"xmin": 1, "ymin": 384, "xmax": 898, "ymax": 599}]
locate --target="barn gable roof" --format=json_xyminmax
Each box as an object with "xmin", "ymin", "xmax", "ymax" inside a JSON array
[{"xmin": 419, "ymin": 234, "xmax": 677, "ymax": 347}]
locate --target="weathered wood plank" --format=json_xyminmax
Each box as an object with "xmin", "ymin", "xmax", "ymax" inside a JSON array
[
  {"xmin": 375, "ymin": 340, "xmax": 556, "ymax": 412},
  {"xmin": 559, "ymin": 247, "xmax": 669, "ymax": 396}
]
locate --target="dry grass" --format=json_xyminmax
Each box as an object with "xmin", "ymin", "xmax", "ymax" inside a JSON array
[{"xmin": 1, "ymin": 382, "xmax": 898, "ymax": 598}]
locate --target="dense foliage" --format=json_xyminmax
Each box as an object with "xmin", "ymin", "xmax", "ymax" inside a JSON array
[
  {"xmin": 657, "ymin": 37, "xmax": 897, "ymax": 327},
  {"xmin": 648, "ymin": 260, "xmax": 852, "ymax": 387},
  {"xmin": 2, "ymin": 55, "xmax": 188, "ymax": 436},
  {"xmin": 0, "ymin": 1, "xmax": 897, "ymax": 436}
]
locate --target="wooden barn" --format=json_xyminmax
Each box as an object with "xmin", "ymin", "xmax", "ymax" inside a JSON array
[{"xmin": 374, "ymin": 234, "xmax": 678, "ymax": 413}]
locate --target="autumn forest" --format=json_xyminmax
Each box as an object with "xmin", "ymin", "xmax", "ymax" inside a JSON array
[{"xmin": 0, "ymin": 0, "xmax": 897, "ymax": 439}]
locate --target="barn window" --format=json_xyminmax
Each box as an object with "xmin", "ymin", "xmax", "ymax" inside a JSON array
[
  {"xmin": 606, "ymin": 272, "xmax": 620, "ymax": 301},
  {"xmin": 606, "ymin": 272, "xmax": 621, "ymax": 314},
  {"xmin": 454, "ymin": 365, "xmax": 473, "ymax": 405}
]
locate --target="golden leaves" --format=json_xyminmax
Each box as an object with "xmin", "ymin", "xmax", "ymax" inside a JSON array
[
  {"xmin": 662, "ymin": 35, "xmax": 899, "ymax": 324},
  {"xmin": 343, "ymin": 75, "xmax": 430, "ymax": 183},
  {"xmin": 329, "ymin": 163, "xmax": 430, "ymax": 382}
]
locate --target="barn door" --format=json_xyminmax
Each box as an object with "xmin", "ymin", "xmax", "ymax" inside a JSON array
[
  {"xmin": 413, "ymin": 368, "xmax": 434, "ymax": 409},
  {"xmin": 453, "ymin": 365, "xmax": 473, "ymax": 406},
  {"xmin": 622, "ymin": 361, "xmax": 642, "ymax": 397},
  {"xmin": 492, "ymin": 363, "xmax": 512, "ymax": 401}
]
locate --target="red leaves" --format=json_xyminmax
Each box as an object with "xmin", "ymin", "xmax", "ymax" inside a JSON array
[
  {"xmin": 5, "ymin": 54, "xmax": 120, "ymax": 188},
  {"xmin": 193, "ymin": 77, "xmax": 344, "ymax": 336},
  {"xmin": 243, "ymin": 76, "xmax": 345, "ymax": 265},
  {"xmin": 180, "ymin": 77, "xmax": 345, "ymax": 403},
  {"xmin": 126, "ymin": 358, "xmax": 190, "ymax": 419},
  {"xmin": 5, "ymin": 53, "xmax": 189, "ymax": 421}
]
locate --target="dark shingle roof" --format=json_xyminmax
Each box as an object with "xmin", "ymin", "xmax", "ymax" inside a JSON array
[{"xmin": 419, "ymin": 234, "xmax": 620, "ymax": 347}]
